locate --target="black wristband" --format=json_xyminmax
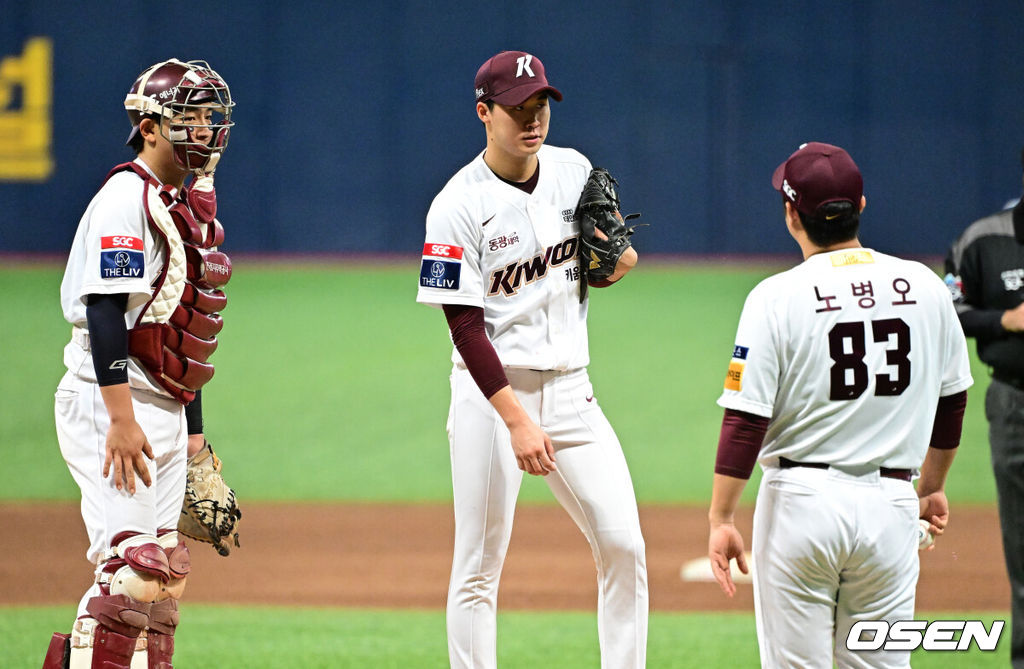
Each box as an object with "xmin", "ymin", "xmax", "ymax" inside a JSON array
[
  {"xmin": 85, "ymin": 293, "xmax": 129, "ymax": 386},
  {"xmin": 185, "ymin": 389, "xmax": 204, "ymax": 435}
]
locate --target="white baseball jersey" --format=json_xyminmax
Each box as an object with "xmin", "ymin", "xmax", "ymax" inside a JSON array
[
  {"xmin": 718, "ymin": 248, "xmax": 973, "ymax": 469},
  {"xmin": 59, "ymin": 158, "xmax": 170, "ymax": 397},
  {"xmin": 416, "ymin": 144, "xmax": 591, "ymax": 371}
]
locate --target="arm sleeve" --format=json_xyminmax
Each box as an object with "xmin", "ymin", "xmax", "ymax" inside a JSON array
[
  {"xmin": 185, "ymin": 389, "xmax": 204, "ymax": 435},
  {"xmin": 442, "ymin": 304, "xmax": 509, "ymax": 399},
  {"xmin": 946, "ymin": 242, "xmax": 1007, "ymax": 339},
  {"xmin": 929, "ymin": 390, "xmax": 967, "ymax": 450},
  {"xmin": 84, "ymin": 293, "xmax": 129, "ymax": 387},
  {"xmin": 714, "ymin": 409, "xmax": 770, "ymax": 479},
  {"xmin": 956, "ymin": 309, "xmax": 1006, "ymax": 339}
]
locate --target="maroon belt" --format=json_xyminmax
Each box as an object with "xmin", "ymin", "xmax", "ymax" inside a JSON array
[{"xmin": 778, "ymin": 456, "xmax": 912, "ymax": 482}]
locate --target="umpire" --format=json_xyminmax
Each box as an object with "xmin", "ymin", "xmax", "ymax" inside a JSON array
[{"xmin": 945, "ymin": 148, "xmax": 1024, "ymax": 667}]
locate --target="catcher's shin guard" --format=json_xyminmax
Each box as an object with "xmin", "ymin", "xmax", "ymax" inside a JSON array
[
  {"xmin": 41, "ymin": 632, "xmax": 71, "ymax": 668},
  {"xmin": 146, "ymin": 599, "xmax": 179, "ymax": 669},
  {"xmin": 144, "ymin": 533, "xmax": 187, "ymax": 669},
  {"xmin": 66, "ymin": 594, "xmax": 151, "ymax": 669}
]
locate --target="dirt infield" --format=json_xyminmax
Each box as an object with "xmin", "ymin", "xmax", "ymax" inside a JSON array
[{"xmin": 2, "ymin": 503, "xmax": 1009, "ymax": 612}]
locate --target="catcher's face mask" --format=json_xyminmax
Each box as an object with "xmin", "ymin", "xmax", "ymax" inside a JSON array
[{"xmin": 125, "ymin": 58, "xmax": 235, "ymax": 174}]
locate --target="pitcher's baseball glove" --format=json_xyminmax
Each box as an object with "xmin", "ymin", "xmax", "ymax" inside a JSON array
[
  {"xmin": 178, "ymin": 441, "xmax": 241, "ymax": 556},
  {"xmin": 575, "ymin": 167, "xmax": 643, "ymax": 302}
]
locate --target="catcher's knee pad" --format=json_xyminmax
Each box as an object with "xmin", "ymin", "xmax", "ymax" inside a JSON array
[
  {"xmin": 66, "ymin": 594, "xmax": 152, "ymax": 668},
  {"xmin": 155, "ymin": 531, "xmax": 190, "ymax": 601},
  {"xmin": 97, "ymin": 532, "xmax": 171, "ymax": 603}
]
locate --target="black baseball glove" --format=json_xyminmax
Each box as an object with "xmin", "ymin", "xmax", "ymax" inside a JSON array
[{"xmin": 575, "ymin": 167, "xmax": 643, "ymax": 302}]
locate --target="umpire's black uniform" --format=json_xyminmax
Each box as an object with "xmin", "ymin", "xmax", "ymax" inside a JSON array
[{"xmin": 946, "ymin": 199, "xmax": 1024, "ymax": 667}]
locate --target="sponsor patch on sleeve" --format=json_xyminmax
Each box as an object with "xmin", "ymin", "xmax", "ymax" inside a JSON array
[
  {"xmin": 724, "ymin": 360, "xmax": 744, "ymax": 391},
  {"xmin": 422, "ymin": 243, "xmax": 464, "ymax": 260},
  {"xmin": 943, "ymin": 273, "xmax": 963, "ymax": 301},
  {"xmin": 420, "ymin": 243, "xmax": 463, "ymax": 290},
  {"xmin": 732, "ymin": 345, "xmax": 749, "ymax": 360},
  {"xmin": 420, "ymin": 259, "xmax": 461, "ymax": 290},
  {"xmin": 99, "ymin": 236, "xmax": 144, "ymax": 279}
]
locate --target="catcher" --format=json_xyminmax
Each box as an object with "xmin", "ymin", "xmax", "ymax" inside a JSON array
[{"xmin": 43, "ymin": 58, "xmax": 240, "ymax": 669}]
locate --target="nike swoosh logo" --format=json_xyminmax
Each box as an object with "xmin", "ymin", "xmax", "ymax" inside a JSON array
[
  {"xmin": 585, "ymin": 395, "xmax": 594, "ymax": 402},
  {"xmin": 481, "ymin": 215, "xmax": 496, "ymax": 227},
  {"xmin": 825, "ymin": 213, "xmax": 841, "ymax": 220}
]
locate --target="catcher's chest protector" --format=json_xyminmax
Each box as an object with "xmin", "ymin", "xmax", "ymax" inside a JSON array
[{"xmin": 107, "ymin": 162, "xmax": 231, "ymax": 405}]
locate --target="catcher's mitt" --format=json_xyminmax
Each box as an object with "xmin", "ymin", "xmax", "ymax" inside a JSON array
[
  {"xmin": 575, "ymin": 167, "xmax": 644, "ymax": 302},
  {"xmin": 178, "ymin": 441, "xmax": 241, "ymax": 556}
]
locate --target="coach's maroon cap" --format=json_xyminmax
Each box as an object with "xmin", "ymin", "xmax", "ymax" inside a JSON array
[
  {"xmin": 771, "ymin": 142, "xmax": 863, "ymax": 216},
  {"xmin": 474, "ymin": 51, "xmax": 563, "ymax": 105}
]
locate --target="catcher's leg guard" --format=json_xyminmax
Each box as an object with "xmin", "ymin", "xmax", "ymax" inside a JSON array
[
  {"xmin": 67, "ymin": 594, "xmax": 151, "ymax": 668},
  {"xmin": 42, "ymin": 632, "xmax": 71, "ymax": 668},
  {"xmin": 146, "ymin": 600, "xmax": 179, "ymax": 669},
  {"xmin": 140, "ymin": 533, "xmax": 187, "ymax": 668}
]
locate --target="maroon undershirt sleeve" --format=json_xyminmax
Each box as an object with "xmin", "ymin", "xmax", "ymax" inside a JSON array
[
  {"xmin": 714, "ymin": 409, "xmax": 770, "ymax": 479},
  {"xmin": 442, "ymin": 304, "xmax": 509, "ymax": 400},
  {"xmin": 929, "ymin": 390, "xmax": 968, "ymax": 450}
]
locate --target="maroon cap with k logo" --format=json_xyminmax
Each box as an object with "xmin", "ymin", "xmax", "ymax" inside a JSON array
[{"xmin": 474, "ymin": 51, "xmax": 563, "ymax": 106}]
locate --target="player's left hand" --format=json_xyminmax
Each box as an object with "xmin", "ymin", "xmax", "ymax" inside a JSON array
[
  {"xmin": 178, "ymin": 441, "xmax": 241, "ymax": 556},
  {"xmin": 708, "ymin": 522, "xmax": 748, "ymax": 597},
  {"xmin": 575, "ymin": 167, "xmax": 644, "ymax": 301},
  {"xmin": 918, "ymin": 490, "xmax": 950, "ymax": 540}
]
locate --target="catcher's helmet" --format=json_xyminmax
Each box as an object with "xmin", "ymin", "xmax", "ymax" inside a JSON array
[{"xmin": 124, "ymin": 58, "xmax": 234, "ymax": 174}]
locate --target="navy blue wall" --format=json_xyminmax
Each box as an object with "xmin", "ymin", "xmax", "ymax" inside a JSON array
[{"xmin": 2, "ymin": 1, "xmax": 1023, "ymax": 257}]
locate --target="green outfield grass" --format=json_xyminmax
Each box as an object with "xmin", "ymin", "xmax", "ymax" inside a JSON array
[
  {"xmin": 0, "ymin": 261, "xmax": 1007, "ymax": 668},
  {"xmin": 0, "ymin": 605, "xmax": 1009, "ymax": 668},
  {"xmin": 0, "ymin": 261, "xmax": 996, "ymax": 504}
]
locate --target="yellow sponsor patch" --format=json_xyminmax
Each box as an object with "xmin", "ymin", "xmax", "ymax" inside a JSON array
[
  {"xmin": 830, "ymin": 250, "xmax": 875, "ymax": 267},
  {"xmin": 724, "ymin": 361, "xmax": 744, "ymax": 391}
]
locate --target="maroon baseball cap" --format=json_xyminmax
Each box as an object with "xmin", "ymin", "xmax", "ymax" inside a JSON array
[
  {"xmin": 474, "ymin": 51, "xmax": 563, "ymax": 105},
  {"xmin": 771, "ymin": 142, "xmax": 863, "ymax": 216}
]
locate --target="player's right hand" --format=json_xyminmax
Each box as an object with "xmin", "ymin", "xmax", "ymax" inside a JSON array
[
  {"xmin": 103, "ymin": 418, "xmax": 154, "ymax": 494},
  {"xmin": 918, "ymin": 490, "xmax": 949, "ymax": 538},
  {"xmin": 510, "ymin": 420, "xmax": 556, "ymax": 476},
  {"xmin": 708, "ymin": 522, "xmax": 748, "ymax": 598}
]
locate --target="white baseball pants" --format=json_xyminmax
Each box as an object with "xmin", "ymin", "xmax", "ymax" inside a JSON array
[
  {"xmin": 54, "ymin": 371, "xmax": 187, "ymax": 617},
  {"xmin": 752, "ymin": 464, "xmax": 920, "ymax": 669},
  {"xmin": 446, "ymin": 365, "xmax": 648, "ymax": 669}
]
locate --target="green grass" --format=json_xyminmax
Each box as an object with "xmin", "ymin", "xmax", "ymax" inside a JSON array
[
  {"xmin": 0, "ymin": 261, "xmax": 997, "ymax": 504},
  {"xmin": 0, "ymin": 605, "xmax": 1009, "ymax": 668}
]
